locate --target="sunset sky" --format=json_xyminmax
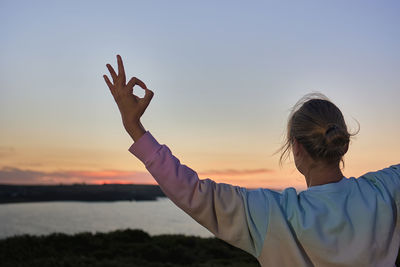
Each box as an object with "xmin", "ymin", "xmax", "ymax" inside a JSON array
[{"xmin": 1, "ymin": 0, "xmax": 399, "ymax": 190}]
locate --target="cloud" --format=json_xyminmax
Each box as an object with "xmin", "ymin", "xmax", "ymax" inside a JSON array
[
  {"xmin": 198, "ymin": 168, "xmax": 273, "ymax": 176},
  {"xmin": 0, "ymin": 166, "xmax": 275, "ymax": 187},
  {"xmin": 0, "ymin": 166, "xmax": 155, "ymax": 185}
]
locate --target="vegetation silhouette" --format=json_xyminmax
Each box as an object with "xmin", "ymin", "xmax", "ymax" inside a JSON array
[{"xmin": 0, "ymin": 229, "xmax": 260, "ymax": 267}]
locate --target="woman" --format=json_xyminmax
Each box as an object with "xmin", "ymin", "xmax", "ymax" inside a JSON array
[{"xmin": 103, "ymin": 55, "xmax": 400, "ymax": 267}]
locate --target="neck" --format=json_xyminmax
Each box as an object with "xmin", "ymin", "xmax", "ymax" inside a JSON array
[{"xmin": 305, "ymin": 163, "xmax": 344, "ymax": 188}]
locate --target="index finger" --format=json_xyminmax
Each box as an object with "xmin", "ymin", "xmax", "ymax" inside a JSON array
[
  {"xmin": 117, "ymin": 54, "xmax": 126, "ymax": 82},
  {"xmin": 127, "ymin": 76, "xmax": 147, "ymax": 90},
  {"xmin": 106, "ymin": 64, "xmax": 117, "ymax": 83}
]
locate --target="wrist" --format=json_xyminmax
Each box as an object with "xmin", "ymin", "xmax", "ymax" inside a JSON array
[{"xmin": 124, "ymin": 121, "xmax": 146, "ymax": 142}]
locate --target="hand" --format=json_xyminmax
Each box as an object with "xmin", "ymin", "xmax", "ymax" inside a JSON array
[{"xmin": 103, "ymin": 55, "xmax": 154, "ymax": 139}]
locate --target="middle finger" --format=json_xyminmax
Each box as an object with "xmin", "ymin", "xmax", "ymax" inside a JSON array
[{"xmin": 117, "ymin": 55, "xmax": 126, "ymax": 84}]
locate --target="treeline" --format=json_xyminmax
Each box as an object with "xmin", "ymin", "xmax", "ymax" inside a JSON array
[
  {"xmin": 0, "ymin": 184, "xmax": 166, "ymax": 203},
  {"xmin": 0, "ymin": 229, "xmax": 260, "ymax": 267}
]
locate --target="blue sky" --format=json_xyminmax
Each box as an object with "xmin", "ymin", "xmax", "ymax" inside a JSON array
[{"xmin": 0, "ymin": 0, "xmax": 399, "ymax": 188}]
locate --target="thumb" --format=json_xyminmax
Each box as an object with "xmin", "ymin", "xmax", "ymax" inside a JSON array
[{"xmin": 143, "ymin": 88, "xmax": 154, "ymax": 105}]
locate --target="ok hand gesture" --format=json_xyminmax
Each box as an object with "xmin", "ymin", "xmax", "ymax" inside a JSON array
[{"xmin": 103, "ymin": 55, "xmax": 154, "ymax": 141}]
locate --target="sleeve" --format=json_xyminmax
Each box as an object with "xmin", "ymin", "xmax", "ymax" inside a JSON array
[
  {"xmin": 128, "ymin": 131, "xmax": 270, "ymax": 257},
  {"xmin": 362, "ymin": 164, "xmax": 400, "ymax": 204}
]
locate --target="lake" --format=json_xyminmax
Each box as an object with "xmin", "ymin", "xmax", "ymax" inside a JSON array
[{"xmin": 0, "ymin": 198, "xmax": 214, "ymax": 239}]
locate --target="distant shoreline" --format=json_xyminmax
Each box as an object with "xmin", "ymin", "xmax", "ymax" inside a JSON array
[{"xmin": 0, "ymin": 184, "xmax": 166, "ymax": 204}]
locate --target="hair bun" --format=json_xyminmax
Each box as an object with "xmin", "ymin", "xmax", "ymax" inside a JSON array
[
  {"xmin": 325, "ymin": 124, "xmax": 339, "ymax": 136},
  {"xmin": 323, "ymin": 123, "xmax": 350, "ymax": 158}
]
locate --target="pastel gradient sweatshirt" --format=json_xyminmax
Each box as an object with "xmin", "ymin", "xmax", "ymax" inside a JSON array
[{"xmin": 128, "ymin": 131, "xmax": 400, "ymax": 267}]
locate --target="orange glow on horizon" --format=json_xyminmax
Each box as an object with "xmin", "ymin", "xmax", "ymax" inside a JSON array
[
  {"xmin": 69, "ymin": 170, "xmax": 138, "ymax": 178},
  {"xmin": 91, "ymin": 179, "xmax": 154, "ymax": 185},
  {"xmin": 0, "ymin": 154, "xmax": 397, "ymax": 191}
]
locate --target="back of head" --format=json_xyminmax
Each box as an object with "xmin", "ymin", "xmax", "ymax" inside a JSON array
[{"xmin": 279, "ymin": 93, "xmax": 357, "ymax": 166}]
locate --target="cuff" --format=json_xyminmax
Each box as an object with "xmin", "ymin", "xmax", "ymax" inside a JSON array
[{"xmin": 128, "ymin": 131, "xmax": 162, "ymax": 165}]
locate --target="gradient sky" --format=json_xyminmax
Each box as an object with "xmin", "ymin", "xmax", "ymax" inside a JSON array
[{"xmin": 1, "ymin": 0, "xmax": 399, "ymax": 190}]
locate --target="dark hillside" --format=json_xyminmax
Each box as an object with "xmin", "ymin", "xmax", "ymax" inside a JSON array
[{"xmin": 0, "ymin": 184, "xmax": 165, "ymax": 203}]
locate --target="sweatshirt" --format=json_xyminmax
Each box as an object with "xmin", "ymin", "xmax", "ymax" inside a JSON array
[{"xmin": 128, "ymin": 131, "xmax": 400, "ymax": 267}]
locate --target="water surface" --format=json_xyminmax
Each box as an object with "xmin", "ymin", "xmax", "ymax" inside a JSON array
[{"xmin": 0, "ymin": 198, "xmax": 213, "ymax": 239}]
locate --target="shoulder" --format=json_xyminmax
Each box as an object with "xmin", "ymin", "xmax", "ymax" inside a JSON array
[
  {"xmin": 357, "ymin": 164, "xmax": 400, "ymax": 202},
  {"xmin": 242, "ymin": 187, "xmax": 298, "ymax": 207},
  {"xmin": 250, "ymin": 187, "xmax": 300, "ymax": 217},
  {"xmin": 359, "ymin": 164, "xmax": 400, "ymax": 186},
  {"xmin": 239, "ymin": 187, "xmax": 290, "ymax": 222}
]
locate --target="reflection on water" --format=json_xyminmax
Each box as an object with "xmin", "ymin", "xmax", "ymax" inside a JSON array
[{"xmin": 0, "ymin": 198, "xmax": 213, "ymax": 239}]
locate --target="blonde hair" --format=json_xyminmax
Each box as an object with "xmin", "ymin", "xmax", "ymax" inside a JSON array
[{"xmin": 278, "ymin": 93, "xmax": 358, "ymax": 167}]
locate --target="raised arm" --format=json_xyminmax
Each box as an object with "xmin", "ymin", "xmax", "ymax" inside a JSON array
[
  {"xmin": 103, "ymin": 55, "xmax": 269, "ymax": 257},
  {"xmin": 127, "ymin": 131, "xmax": 269, "ymax": 257}
]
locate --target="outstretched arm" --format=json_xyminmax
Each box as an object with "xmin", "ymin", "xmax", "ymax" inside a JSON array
[
  {"xmin": 128, "ymin": 131, "xmax": 269, "ymax": 257},
  {"xmin": 103, "ymin": 56, "xmax": 269, "ymax": 257}
]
